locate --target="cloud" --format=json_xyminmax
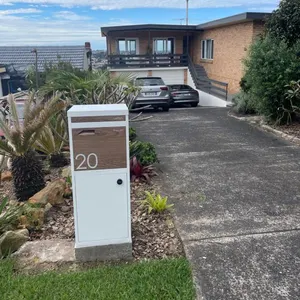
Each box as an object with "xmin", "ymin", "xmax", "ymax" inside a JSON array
[
  {"xmin": 54, "ymin": 10, "xmax": 91, "ymax": 21},
  {"xmin": 0, "ymin": 8, "xmax": 42, "ymax": 15},
  {"xmin": 0, "ymin": 0, "xmax": 279, "ymax": 10},
  {"xmin": 0, "ymin": 12, "xmax": 131, "ymax": 49}
]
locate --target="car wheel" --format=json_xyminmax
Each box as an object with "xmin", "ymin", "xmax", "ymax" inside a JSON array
[
  {"xmin": 153, "ymin": 106, "xmax": 160, "ymax": 112},
  {"xmin": 191, "ymin": 103, "xmax": 198, "ymax": 107},
  {"xmin": 162, "ymin": 106, "xmax": 170, "ymax": 112}
]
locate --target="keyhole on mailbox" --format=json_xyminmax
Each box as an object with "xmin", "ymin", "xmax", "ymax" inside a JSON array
[{"xmin": 117, "ymin": 179, "xmax": 123, "ymax": 185}]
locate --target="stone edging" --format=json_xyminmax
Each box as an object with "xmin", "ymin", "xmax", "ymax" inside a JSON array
[{"xmin": 228, "ymin": 112, "xmax": 300, "ymax": 146}]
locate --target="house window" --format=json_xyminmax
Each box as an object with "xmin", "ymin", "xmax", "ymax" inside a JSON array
[
  {"xmin": 153, "ymin": 38, "xmax": 174, "ymax": 54},
  {"xmin": 201, "ymin": 39, "xmax": 214, "ymax": 60},
  {"xmin": 117, "ymin": 39, "xmax": 137, "ymax": 55}
]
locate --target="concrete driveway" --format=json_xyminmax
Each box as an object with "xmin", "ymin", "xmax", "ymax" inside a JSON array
[{"xmin": 135, "ymin": 107, "xmax": 300, "ymax": 300}]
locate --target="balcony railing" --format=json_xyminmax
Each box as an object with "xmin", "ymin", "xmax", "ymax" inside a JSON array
[{"xmin": 108, "ymin": 54, "xmax": 188, "ymax": 69}]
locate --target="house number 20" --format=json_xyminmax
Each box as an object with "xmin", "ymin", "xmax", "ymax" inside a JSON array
[{"xmin": 75, "ymin": 153, "xmax": 98, "ymax": 170}]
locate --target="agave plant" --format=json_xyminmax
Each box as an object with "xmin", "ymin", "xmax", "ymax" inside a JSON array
[
  {"xmin": 0, "ymin": 93, "xmax": 66, "ymax": 201},
  {"xmin": 34, "ymin": 111, "xmax": 69, "ymax": 168}
]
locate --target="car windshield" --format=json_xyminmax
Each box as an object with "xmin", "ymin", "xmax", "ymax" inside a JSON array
[
  {"xmin": 135, "ymin": 78, "xmax": 164, "ymax": 86},
  {"xmin": 169, "ymin": 85, "xmax": 181, "ymax": 91}
]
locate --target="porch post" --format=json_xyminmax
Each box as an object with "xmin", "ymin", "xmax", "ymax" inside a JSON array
[{"xmin": 148, "ymin": 30, "xmax": 153, "ymax": 66}]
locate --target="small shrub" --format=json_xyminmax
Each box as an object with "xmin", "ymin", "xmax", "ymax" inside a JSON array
[
  {"xmin": 281, "ymin": 80, "xmax": 300, "ymax": 124},
  {"xmin": 130, "ymin": 156, "xmax": 157, "ymax": 183},
  {"xmin": 130, "ymin": 141, "xmax": 158, "ymax": 166},
  {"xmin": 232, "ymin": 92, "xmax": 256, "ymax": 115},
  {"xmin": 141, "ymin": 191, "xmax": 174, "ymax": 214},
  {"xmin": 0, "ymin": 197, "xmax": 23, "ymax": 234},
  {"xmin": 129, "ymin": 127, "xmax": 137, "ymax": 141}
]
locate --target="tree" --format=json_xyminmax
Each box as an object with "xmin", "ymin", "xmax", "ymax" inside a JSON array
[
  {"xmin": 0, "ymin": 93, "xmax": 66, "ymax": 201},
  {"xmin": 267, "ymin": 0, "xmax": 300, "ymax": 46},
  {"xmin": 26, "ymin": 61, "xmax": 87, "ymax": 90}
]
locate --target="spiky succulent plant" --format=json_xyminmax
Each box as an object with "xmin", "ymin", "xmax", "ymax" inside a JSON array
[
  {"xmin": 34, "ymin": 111, "xmax": 69, "ymax": 168},
  {"xmin": 0, "ymin": 93, "xmax": 66, "ymax": 201}
]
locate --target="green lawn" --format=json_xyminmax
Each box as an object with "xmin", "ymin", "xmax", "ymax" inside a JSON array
[{"xmin": 0, "ymin": 258, "xmax": 195, "ymax": 300}]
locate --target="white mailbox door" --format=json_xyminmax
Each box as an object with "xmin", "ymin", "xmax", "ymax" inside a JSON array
[{"xmin": 74, "ymin": 171, "xmax": 129, "ymax": 244}]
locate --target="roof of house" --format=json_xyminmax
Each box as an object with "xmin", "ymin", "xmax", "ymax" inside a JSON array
[
  {"xmin": 101, "ymin": 12, "xmax": 271, "ymax": 35},
  {"xmin": 197, "ymin": 12, "xmax": 271, "ymax": 29},
  {"xmin": 0, "ymin": 45, "xmax": 88, "ymax": 73},
  {"xmin": 101, "ymin": 24, "xmax": 197, "ymax": 36}
]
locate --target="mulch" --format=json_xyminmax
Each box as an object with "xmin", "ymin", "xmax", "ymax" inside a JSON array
[
  {"xmin": 1, "ymin": 168, "xmax": 184, "ymax": 260},
  {"xmin": 273, "ymin": 122, "xmax": 300, "ymax": 139}
]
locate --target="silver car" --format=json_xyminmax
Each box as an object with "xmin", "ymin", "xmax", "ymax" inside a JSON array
[{"xmin": 133, "ymin": 77, "xmax": 172, "ymax": 111}]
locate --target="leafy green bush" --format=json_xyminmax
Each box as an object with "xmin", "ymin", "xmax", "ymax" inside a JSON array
[
  {"xmin": 232, "ymin": 92, "xmax": 256, "ymax": 114},
  {"xmin": 283, "ymin": 80, "xmax": 300, "ymax": 123},
  {"xmin": 129, "ymin": 127, "xmax": 137, "ymax": 141},
  {"xmin": 130, "ymin": 141, "xmax": 158, "ymax": 166},
  {"xmin": 267, "ymin": 0, "xmax": 300, "ymax": 47},
  {"xmin": 141, "ymin": 191, "xmax": 173, "ymax": 214},
  {"xmin": 243, "ymin": 35, "xmax": 300, "ymax": 123}
]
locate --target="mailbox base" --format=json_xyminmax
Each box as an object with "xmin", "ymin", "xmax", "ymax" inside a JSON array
[{"xmin": 75, "ymin": 242, "xmax": 132, "ymax": 262}]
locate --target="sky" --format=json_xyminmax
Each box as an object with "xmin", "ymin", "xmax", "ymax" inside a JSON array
[{"xmin": 0, "ymin": 0, "xmax": 280, "ymax": 50}]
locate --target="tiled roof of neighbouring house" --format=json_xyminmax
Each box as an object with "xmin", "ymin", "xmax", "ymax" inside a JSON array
[{"xmin": 0, "ymin": 45, "xmax": 87, "ymax": 72}]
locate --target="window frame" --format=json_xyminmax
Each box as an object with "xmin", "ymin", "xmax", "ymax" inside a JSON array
[
  {"xmin": 116, "ymin": 38, "xmax": 139, "ymax": 55},
  {"xmin": 152, "ymin": 37, "xmax": 175, "ymax": 54},
  {"xmin": 201, "ymin": 39, "xmax": 214, "ymax": 60}
]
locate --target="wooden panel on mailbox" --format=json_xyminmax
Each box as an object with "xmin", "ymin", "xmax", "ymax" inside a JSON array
[{"xmin": 72, "ymin": 127, "xmax": 127, "ymax": 171}]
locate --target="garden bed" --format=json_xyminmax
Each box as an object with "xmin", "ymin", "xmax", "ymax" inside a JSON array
[
  {"xmin": 272, "ymin": 122, "xmax": 300, "ymax": 139},
  {"xmin": 229, "ymin": 111, "xmax": 300, "ymax": 145},
  {"xmin": 1, "ymin": 167, "xmax": 183, "ymax": 260}
]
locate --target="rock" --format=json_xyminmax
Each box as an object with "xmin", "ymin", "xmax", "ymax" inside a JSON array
[
  {"xmin": 1, "ymin": 171, "xmax": 12, "ymax": 182},
  {"xmin": 44, "ymin": 203, "xmax": 53, "ymax": 214},
  {"xmin": 18, "ymin": 215, "xmax": 30, "ymax": 229},
  {"xmin": 28, "ymin": 179, "xmax": 66, "ymax": 207},
  {"xmin": 61, "ymin": 206, "xmax": 70, "ymax": 213},
  {"xmin": 0, "ymin": 229, "xmax": 29, "ymax": 257},
  {"xmin": 61, "ymin": 166, "xmax": 71, "ymax": 178},
  {"xmin": 20, "ymin": 207, "xmax": 45, "ymax": 230}
]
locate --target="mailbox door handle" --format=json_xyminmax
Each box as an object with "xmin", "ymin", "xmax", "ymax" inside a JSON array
[{"xmin": 117, "ymin": 179, "xmax": 123, "ymax": 185}]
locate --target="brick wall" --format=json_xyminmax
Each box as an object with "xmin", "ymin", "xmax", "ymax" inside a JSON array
[
  {"xmin": 191, "ymin": 21, "xmax": 265, "ymax": 94},
  {"xmin": 106, "ymin": 31, "xmax": 185, "ymax": 55}
]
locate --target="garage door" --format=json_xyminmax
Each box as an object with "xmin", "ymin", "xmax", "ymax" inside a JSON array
[
  {"xmin": 117, "ymin": 70, "xmax": 149, "ymax": 78},
  {"xmin": 152, "ymin": 69, "xmax": 185, "ymax": 85}
]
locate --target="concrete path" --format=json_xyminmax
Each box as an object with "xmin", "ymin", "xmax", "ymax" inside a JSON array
[{"xmin": 135, "ymin": 107, "xmax": 300, "ymax": 300}]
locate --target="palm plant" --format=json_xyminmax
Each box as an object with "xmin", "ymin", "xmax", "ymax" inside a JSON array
[
  {"xmin": 39, "ymin": 69, "xmax": 138, "ymax": 107},
  {"xmin": 34, "ymin": 111, "xmax": 69, "ymax": 168},
  {"xmin": 0, "ymin": 93, "xmax": 66, "ymax": 201}
]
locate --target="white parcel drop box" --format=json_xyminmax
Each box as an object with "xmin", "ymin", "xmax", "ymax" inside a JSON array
[{"xmin": 68, "ymin": 104, "xmax": 132, "ymax": 261}]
